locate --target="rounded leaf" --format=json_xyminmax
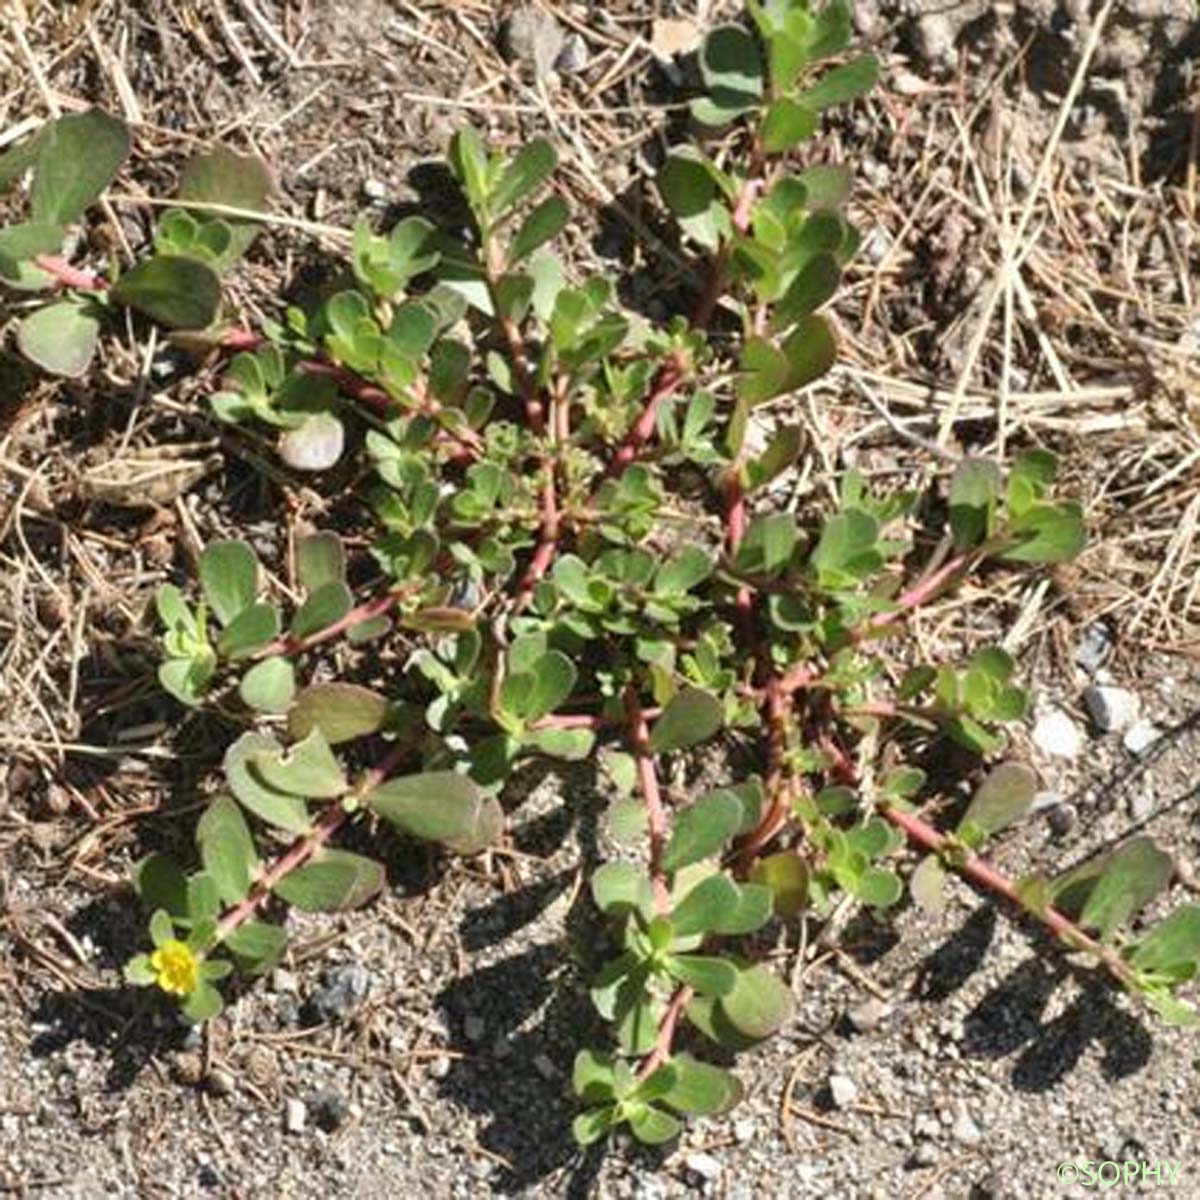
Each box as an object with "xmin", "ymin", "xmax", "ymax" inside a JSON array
[
  {"xmin": 111, "ymin": 254, "xmax": 222, "ymax": 329},
  {"xmin": 16, "ymin": 301, "xmax": 100, "ymax": 377},
  {"xmin": 288, "ymin": 682, "xmax": 389, "ymax": 745}
]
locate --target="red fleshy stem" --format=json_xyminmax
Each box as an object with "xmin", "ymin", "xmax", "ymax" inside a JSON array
[
  {"xmin": 625, "ymin": 687, "xmax": 671, "ymax": 915},
  {"xmin": 257, "ymin": 582, "xmax": 422, "ymax": 659},
  {"xmin": 606, "ymin": 357, "xmax": 685, "ymax": 477},
  {"xmin": 880, "ymin": 804, "xmax": 1136, "ymax": 987},
  {"xmin": 636, "ymin": 985, "xmax": 694, "ymax": 1081},
  {"xmin": 213, "ymin": 742, "xmax": 411, "ymax": 944},
  {"xmin": 32, "ymin": 254, "xmax": 105, "ymax": 291}
]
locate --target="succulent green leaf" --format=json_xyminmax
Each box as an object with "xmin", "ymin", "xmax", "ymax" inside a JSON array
[
  {"xmin": 252, "ymin": 728, "xmax": 346, "ymax": 799},
  {"xmin": 223, "ymin": 920, "xmax": 287, "ymax": 974},
  {"xmin": 628, "ymin": 1105, "xmax": 681, "ymax": 1146},
  {"xmin": 662, "ymin": 789, "xmax": 744, "ymax": 872},
  {"xmin": 491, "ymin": 138, "xmax": 557, "ymax": 215},
  {"xmin": 671, "ymin": 873, "xmax": 739, "ymax": 938},
  {"xmin": 910, "ymin": 854, "xmax": 948, "ymax": 914},
  {"xmin": 288, "ymin": 682, "xmax": 389, "ymax": 745},
  {"xmin": 762, "ymin": 97, "xmax": 818, "ymax": 153},
  {"xmin": 224, "ymin": 732, "xmax": 312, "ymax": 833},
  {"xmin": 738, "ymin": 315, "xmax": 836, "ymax": 405},
  {"xmin": 592, "ymin": 861, "xmax": 653, "ymax": 917},
  {"xmin": 290, "ymin": 581, "xmax": 353, "ymax": 639},
  {"xmin": 216, "ymin": 602, "xmax": 279, "ymax": 659},
  {"xmin": 15, "ymin": 301, "xmax": 100, "ymax": 378},
  {"xmin": 572, "ymin": 1107, "xmax": 615, "ymax": 1146},
  {"xmin": 572, "ymin": 1049, "xmax": 617, "ymax": 1103},
  {"xmin": 957, "ymin": 762, "xmax": 1036, "ymax": 841},
  {"xmin": 510, "ymin": 196, "xmax": 570, "ymax": 263},
  {"xmin": 798, "ymin": 163, "xmax": 852, "ymax": 211},
  {"xmin": 124, "ymin": 954, "xmax": 157, "ymax": 986},
  {"xmin": 30, "ymin": 109, "xmax": 130, "ymax": 225},
  {"xmin": 649, "ymin": 687, "xmax": 723, "ymax": 753},
  {"xmin": 272, "ymin": 848, "xmax": 385, "ymax": 912},
  {"xmin": 158, "ymin": 654, "xmax": 217, "ymax": 707},
  {"xmin": 720, "ymin": 962, "xmax": 795, "ymax": 1039},
  {"xmin": 521, "ymin": 726, "xmax": 596, "ymax": 760},
  {"xmin": 199, "ymin": 539, "xmax": 258, "ymax": 626},
  {"xmin": 659, "ymin": 1055, "xmax": 743, "ymax": 1115},
  {"xmin": 750, "ymin": 853, "xmax": 809, "ymax": 918},
  {"xmin": 949, "ymin": 458, "xmax": 1001, "ymax": 550},
  {"xmin": 1006, "ymin": 449, "xmax": 1057, "ymax": 517},
  {"xmin": 694, "ymin": 25, "xmax": 763, "ymax": 124},
  {"xmin": 735, "ymin": 512, "xmax": 798, "ymax": 576},
  {"xmin": 238, "ymin": 656, "xmax": 296, "ymax": 713},
  {"xmin": 133, "ymin": 853, "xmax": 189, "ymax": 919},
  {"xmin": 181, "ymin": 981, "xmax": 224, "ymax": 1023},
  {"xmin": 811, "ymin": 509, "xmax": 882, "ymax": 589},
  {"xmin": 997, "ymin": 502, "xmax": 1086, "ymax": 564},
  {"xmin": 745, "ymin": 425, "xmax": 804, "ymax": 492},
  {"xmin": 1079, "ymin": 837, "xmax": 1174, "ymax": 942},
  {"xmin": 1128, "ymin": 905, "xmax": 1200, "ymax": 978},
  {"xmin": 772, "ymin": 253, "xmax": 840, "ymax": 327},
  {"xmin": 186, "ymin": 873, "xmax": 220, "ymax": 923},
  {"xmin": 179, "ymin": 147, "xmax": 272, "ymax": 265},
  {"xmin": 666, "ymin": 953, "xmax": 739, "ymax": 996},
  {"xmin": 196, "ymin": 794, "xmax": 259, "ymax": 905},
  {"xmin": 853, "ymin": 867, "xmax": 903, "ymax": 908},
  {"xmin": 111, "ymin": 254, "xmax": 222, "ymax": 329},
  {"xmin": 0, "ymin": 222, "xmax": 63, "ymax": 288},
  {"xmin": 368, "ymin": 771, "xmax": 500, "ymax": 854},
  {"xmin": 296, "ymin": 532, "xmax": 346, "ymax": 592},
  {"xmin": 800, "ymin": 55, "xmax": 879, "ymax": 109}
]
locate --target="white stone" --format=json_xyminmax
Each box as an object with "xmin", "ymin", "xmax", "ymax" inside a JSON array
[
  {"xmin": 1083, "ymin": 684, "xmax": 1141, "ymax": 733},
  {"xmin": 285, "ymin": 1098, "xmax": 307, "ymax": 1134},
  {"xmin": 952, "ymin": 1112, "xmax": 982, "ymax": 1145},
  {"xmin": 685, "ymin": 1152, "xmax": 723, "ymax": 1181},
  {"xmin": 828, "ymin": 1072, "xmax": 859, "ymax": 1108},
  {"xmin": 1032, "ymin": 709, "xmax": 1083, "ymax": 759},
  {"xmin": 1123, "ymin": 718, "xmax": 1161, "ymax": 757}
]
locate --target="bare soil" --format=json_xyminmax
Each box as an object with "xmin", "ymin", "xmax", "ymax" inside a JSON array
[{"xmin": 2, "ymin": 3, "xmax": 1199, "ymax": 1198}]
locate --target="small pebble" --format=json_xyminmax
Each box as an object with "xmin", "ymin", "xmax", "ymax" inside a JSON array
[
  {"xmin": 362, "ymin": 179, "xmax": 387, "ymax": 201},
  {"xmin": 734, "ymin": 1118, "xmax": 756, "ymax": 1143},
  {"xmin": 271, "ymin": 968, "xmax": 298, "ymax": 995},
  {"xmin": 1082, "ymin": 684, "xmax": 1140, "ymax": 733},
  {"xmin": 463, "ymin": 1014, "xmax": 486, "ymax": 1043},
  {"xmin": 499, "ymin": 6, "xmax": 565, "ymax": 76},
  {"xmin": 952, "ymin": 1112, "xmax": 982, "ymax": 1145},
  {"xmin": 309, "ymin": 964, "xmax": 372, "ymax": 1024},
  {"xmin": 428, "ymin": 1056, "xmax": 452, "ymax": 1080},
  {"xmin": 685, "ymin": 1152, "xmax": 722, "ymax": 1181},
  {"xmin": 1047, "ymin": 803, "xmax": 1077, "ymax": 838},
  {"xmin": 828, "ymin": 1072, "xmax": 859, "ymax": 1108},
  {"xmin": 1074, "ymin": 623, "xmax": 1113, "ymax": 673},
  {"xmin": 1123, "ymin": 718, "xmax": 1161, "ymax": 758},
  {"xmin": 912, "ymin": 1141, "xmax": 940, "ymax": 1167},
  {"xmin": 533, "ymin": 1053, "xmax": 557, "ymax": 1080},
  {"xmin": 285, "ymin": 1098, "xmax": 307, "ymax": 1134},
  {"xmin": 847, "ymin": 998, "xmax": 892, "ymax": 1033},
  {"xmin": 1031, "ymin": 709, "xmax": 1083, "ymax": 760},
  {"xmin": 555, "ymin": 32, "xmax": 590, "ymax": 73}
]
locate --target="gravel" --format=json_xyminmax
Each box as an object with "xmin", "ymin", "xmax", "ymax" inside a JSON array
[
  {"xmin": 1031, "ymin": 708, "xmax": 1084, "ymax": 759},
  {"xmin": 307, "ymin": 963, "xmax": 372, "ymax": 1024},
  {"xmin": 828, "ymin": 1072, "xmax": 859, "ymax": 1108},
  {"xmin": 1083, "ymin": 684, "xmax": 1142, "ymax": 733}
]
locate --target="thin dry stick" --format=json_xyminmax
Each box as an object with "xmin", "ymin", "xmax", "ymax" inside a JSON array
[{"xmin": 935, "ymin": 0, "xmax": 1119, "ymax": 448}]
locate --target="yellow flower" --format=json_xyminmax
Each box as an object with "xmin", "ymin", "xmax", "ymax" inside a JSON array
[{"xmin": 150, "ymin": 939, "xmax": 199, "ymax": 996}]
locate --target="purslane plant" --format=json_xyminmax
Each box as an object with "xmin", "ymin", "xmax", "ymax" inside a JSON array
[{"xmin": 5, "ymin": 0, "xmax": 1200, "ymax": 1148}]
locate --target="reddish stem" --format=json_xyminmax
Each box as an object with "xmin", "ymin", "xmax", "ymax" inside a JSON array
[
  {"xmin": 606, "ymin": 357, "xmax": 686, "ymax": 477},
  {"xmin": 257, "ymin": 582, "xmax": 421, "ymax": 659},
  {"xmin": 33, "ymin": 254, "xmax": 105, "ymax": 291},
  {"xmin": 636, "ymin": 985, "xmax": 694, "ymax": 1081},
  {"xmin": 213, "ymin": 743, "xmax": 411, "ymax": 944},
  {"xmin": 880, "ymin": 804, "xmax": 1137, "ymax": 988},
  {"xmin": 528, "ymin": 707, "xmax": 661, "ymax": 732},
  {"xmin": 625, "ymin": 687, "xmax": 671, "ymax": 915},
  {"xmin": 737, "ymin": 677, "xmax": 793, "ymax": 866},
  {"xmin": 514, "ymin": 476, "xmax": 560, "ymax": 610},
  {"xmin": 861, "ymin": 551, "xmax": 974, "ymax": 639}
]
